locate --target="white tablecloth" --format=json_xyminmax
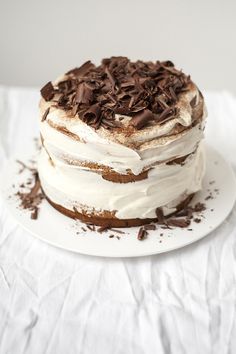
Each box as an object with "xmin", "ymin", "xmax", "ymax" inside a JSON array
[{"xmin": 0, "ymin": 86, "xmax": 236, "ymax": 354}]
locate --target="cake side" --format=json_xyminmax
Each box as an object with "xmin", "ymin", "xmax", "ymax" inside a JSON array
[{"xmin": 38, "ymin": 142, "xmax": 205, "ymax": 221}]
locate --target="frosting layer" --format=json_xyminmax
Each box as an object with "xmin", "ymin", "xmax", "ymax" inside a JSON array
[
  {"xmin": 40, "ymin": 117, "xmax": 204, "ymax": 175},
  {"xmin": 38, "ymin": 143, "xmax": 205, "ymax": 219}
]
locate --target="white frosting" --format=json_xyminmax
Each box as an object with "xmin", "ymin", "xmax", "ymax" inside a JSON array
[
  {"xmin": 38, "ymin": 143, "xmax": 205, "ymax": 219},
  {"xmin": 40, "ymin": 119, "xmax": 204, "ymax": 175}
]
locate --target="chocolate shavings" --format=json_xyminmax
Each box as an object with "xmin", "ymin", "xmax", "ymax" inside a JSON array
[
  {"xmin": 40, "ymin": 82, "xmax": 55, "ymax": 101},
  {"xmin": 41, "ymin": 107, "xmax": 50, "ymax": 122},
  {"xmin": 40, "ymin": 57, "xmax": 191, "ymax": 130}
]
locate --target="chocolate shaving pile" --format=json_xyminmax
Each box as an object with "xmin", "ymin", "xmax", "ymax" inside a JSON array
[
  {"xmin": 16, "ymin": 170, "xmax": 44, "ymax": 220},
  {"xmin": 137, "ymin": 202, "xmax": 206, "ymax": 240},
  {"xmin": 40, "ymin": 57, "xmax": 191, "ymax": 130}
]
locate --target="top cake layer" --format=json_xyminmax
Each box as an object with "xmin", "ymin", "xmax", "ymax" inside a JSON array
[{"xmin": 40, "ymin": 57, "xmax": 205, "ymax": 148}]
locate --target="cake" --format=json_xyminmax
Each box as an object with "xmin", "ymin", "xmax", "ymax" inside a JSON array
[{"xmin": 38, "ymin": 57, "xmax": 207, "ymax": 227}]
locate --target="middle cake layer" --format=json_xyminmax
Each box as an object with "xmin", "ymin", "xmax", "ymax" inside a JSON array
[{"xmin": 40, "ymin": 119, "xmax": 204, "ymax": 176}]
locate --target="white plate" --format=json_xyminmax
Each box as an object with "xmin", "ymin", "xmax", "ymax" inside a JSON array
[{"xmin": 1, "ymin": 145, "xmax": 236, "ymax": 257}]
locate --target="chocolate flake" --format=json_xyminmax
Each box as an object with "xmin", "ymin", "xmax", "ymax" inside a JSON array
[
  {"xmin": 86, "ymin": 224, "xmax": 95, "ymax": 231},
  {"xmin": 110, "ymin": 228, "xmax": 125, "ymax": 234},
  {"xmin": 66, "ymin": 61, "xmax": 95, "ymax": 77},
  {"xmin": 193, "ymin": 202, "xmax": 206, "ymax": 212},
  {"xmin": 97, "ymin": 225, "xmax": 109, "ymax": 233},
  {"xmin": 137, "ymin": 227, "xmax": 148, "ymax": 240},
  {"xmin": 41, "ymin": 107, "xmax": 50, "ymax": 122},
  {"xmin": 194, "ymin": 218, "xmax": 201, "ymax": 223},
  {"xmin": 40, "ymin": 82, "xmax": 55, "ymax": 101},
  {"xmin": 75, "ymin": 83, "xmax": 93, "ymax": 104},
  {"xmin": 144, "ymin": 224, "xmax": 156, "ymax": 230},
  {"xmin": 129, "ymin": 109, "xmax": 154, "ymax": 129},
  {"xmin": 82, "ymin": 104, "xmax": 101, "ymax": 122},
  {"xmin": 31, "ymin": 207, "xmax": 38, "ymax": 220},
  {"xmin": 167, "ymin": 218, "xmax": 190, "ymax": 228},
  {"xmin": 155, "ymin": 208, "xmax": 166, "ymax": 224}
]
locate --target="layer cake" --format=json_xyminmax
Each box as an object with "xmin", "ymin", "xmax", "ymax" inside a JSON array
[{"xmin": 38, "ymin": 57, "xmax": 207, "ymax": 227}]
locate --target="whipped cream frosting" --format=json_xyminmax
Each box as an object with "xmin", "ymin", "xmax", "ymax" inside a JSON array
[
  {"xmin": 41, "ymin": 119, "xmax": 204, "ymax": 175},
  {"xmin": 38, "ymin": 143, "xmax": 205, "ymax": 219}
]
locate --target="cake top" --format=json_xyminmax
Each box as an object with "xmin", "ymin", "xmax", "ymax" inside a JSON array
[{"xmin": 40, "ymin": 57, "xmax": 194, "ymax": 131}]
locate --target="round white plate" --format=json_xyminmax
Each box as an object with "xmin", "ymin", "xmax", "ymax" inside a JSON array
[{"xmin": 1, "ymin": 145, "xmax": 236, "ymax": 257}]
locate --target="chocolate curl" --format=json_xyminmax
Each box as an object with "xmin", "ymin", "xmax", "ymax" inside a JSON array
[
  {"xmin": 75, "ymin": 83, "xmax": 93, "ymax": 104},
  {"xmin": 41, "ymin": 107, "xmax": 50, "ymax": 122},
  {"xmin": 167, "ymin": 218, "xmax": 190, "ymax": 228},
  {"xmin": 137, "ymin": 227, "xmax": 148, "ymax": 240},
  {"xmin": 82, "ymin": 104, "xmax": 101, "ymax": 122},
  {"xmin": 105, "ymin": 66, "xmax": 116, "ymax": 92},
  {"xmin": 156, "ymin": 107, "xmax": 177, "ymax": 124},
  {"xmin": 66, "ymin": 61, "xmax": 95, "ymax": 77},
  {"xmin": 129, "ymin": 109, "xmax": 154, "ymax": 129},
  {"xmin": 40, "ymin": 82, "xmax": 55, "ymax": 101},
  {"xmin": 155, "ymin": 208, "xmax": 165, "ymax": 224}
]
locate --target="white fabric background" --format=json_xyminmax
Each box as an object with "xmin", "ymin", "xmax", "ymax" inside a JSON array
[{"xmin": 0, "ymin": 87, "xmax": 236, "ymax": 354}]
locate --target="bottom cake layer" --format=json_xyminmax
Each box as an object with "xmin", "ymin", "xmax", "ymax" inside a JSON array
[{"xmin": 44, "ymin": 192, "xmax": 194, "ymax": 227}]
